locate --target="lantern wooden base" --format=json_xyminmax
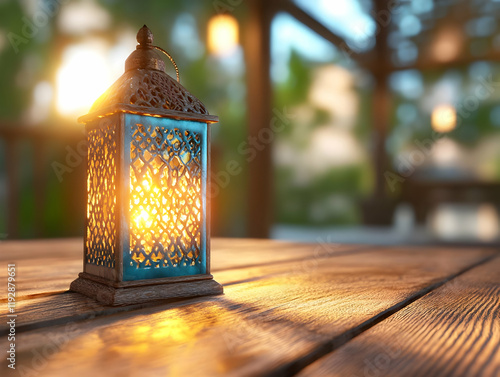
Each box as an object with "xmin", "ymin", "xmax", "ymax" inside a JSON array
[{"xmin": 70, "ymin": 273, "xmax": 223, "ymax": 306}]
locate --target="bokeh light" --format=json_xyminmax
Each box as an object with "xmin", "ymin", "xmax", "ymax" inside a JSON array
[
  {"xmin": 56, "ymin": 40, "xmax": 112, "ymax": 117},
  {"xmin": 431, "ymin": 104, "xmax": 457, "ymax": 133},
  {"xmin": 207, "ymin": 14, "xmax": 239, "ymax": 56}
]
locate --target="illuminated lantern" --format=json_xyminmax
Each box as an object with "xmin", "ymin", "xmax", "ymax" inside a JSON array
[{"xmin": 70, "ymin": 26, "xmax": 222, "ymax": 305}]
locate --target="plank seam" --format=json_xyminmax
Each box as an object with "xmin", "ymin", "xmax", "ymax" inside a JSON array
[
  {"xmin": 263, "ymin": 253, "xmax": 500, "ymax": 377},
  {"xmin": 0, "ymin": 245, "xmax": 373, "ymax": 304},
  {"xmin": 212, "ymin": 245, "xmax": 374, "ymax": 272}
]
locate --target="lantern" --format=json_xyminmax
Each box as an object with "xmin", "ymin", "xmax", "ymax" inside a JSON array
[{"xmin": 70, "ymin": 26, "xmax": 222, "ymax": 306}]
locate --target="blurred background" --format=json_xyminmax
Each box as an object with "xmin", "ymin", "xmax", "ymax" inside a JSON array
[{"xmin": 2, "ymin": 0, "xmax": 500, "ymax": 245}]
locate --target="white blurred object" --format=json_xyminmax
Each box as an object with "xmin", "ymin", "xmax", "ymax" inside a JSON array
[
  {"xmin": 393, "ymin": 203, "xmax": 415, "ymax": 235},
  {"xmin": 58, "ymin": 0, "xmax": 110, "ymax": 35},
  {"xmin": 430, "ymin": 203, "xmax": 499, "ymax": 241}
]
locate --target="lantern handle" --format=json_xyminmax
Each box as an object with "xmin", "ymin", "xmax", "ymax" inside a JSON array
[{"xmin": 153, "ymin": 46, "xmax": 180, "ymax": 83}]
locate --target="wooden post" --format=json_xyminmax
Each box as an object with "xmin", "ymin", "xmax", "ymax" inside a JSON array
[
  {"xmin": 363, "ymin": 0, "xmax": 394, "ymax": 224},
  {"xmin": 33, "ymin": 142, "xmax": 46, "ymax": 237},
  {"xmin": 374, "ymin": 0, "xmax": 390, "ymax": 197},
  {"xmin": 372, "ymin": 75, "xmax": 390, "ymax": 198},
  {"xmin": 6, "ymin": 137, "xmax": 19, "ymax": 239},
  {"xmin": 244, "ymin": 0, "xmax": 273, "ymax": 238}
]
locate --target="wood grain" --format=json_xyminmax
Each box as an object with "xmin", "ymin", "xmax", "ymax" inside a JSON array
[
  {"xmin": 2, "ymin": 243, "xmax": 375, "ymax": 330},
  {"xmin": 297, "ymin": 255, "xmax": 500, "ymax": 377},
  {"xmin": 0, "ymin": 238, "xmax": 364, "ymax": 301},
  {"xmin": 0, "ymin": 245, "xmax": 488, "ymax": 331},
  {"xmin": 0, "ymin": 245, "xmax": 495, "ymax": 377}
]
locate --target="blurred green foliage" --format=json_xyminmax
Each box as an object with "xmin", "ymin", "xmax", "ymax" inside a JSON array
[{"xmin": 273, "ymin": 51, "xmax": 374, "ymax": 226}]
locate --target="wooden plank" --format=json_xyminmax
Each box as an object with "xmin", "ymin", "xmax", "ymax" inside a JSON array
[
  {"xmin": 212, "ymin": 238, "xmax": 358, "ymax": 270},
  {"xmin": 0, "ymin": 243, "xmax": 371, "ymax": 325},
  {"xmin": 0, "ymin": 237, "xmax": 355, "ymax": 264},
  {"xmin": 0, "ymin": 239, "xmax": 363, "ymax": 300},
  {"xmin": 297, "ymin": 255, "xmax": 500, "ymax": 377},
  {"xmin": 0, "ymin": 247, "xmax": 495, "ymax": 377}
]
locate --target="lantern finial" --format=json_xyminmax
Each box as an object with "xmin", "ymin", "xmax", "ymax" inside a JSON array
[
  {"xmin": 137, "ymin": 25, "xmax": 153, "ymax": 46},
  {"xmin": 124, "ymin": 25, "xmax": 165, "ymax": 72}
]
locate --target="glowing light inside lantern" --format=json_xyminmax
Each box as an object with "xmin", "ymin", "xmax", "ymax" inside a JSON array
[
  {"xmin": 431, "ymin": 105, "xmax": 457, "ymax": 133},
  {"xmin": 131, "ymin": 173, "xmax": 196, "ymax": 231},
  {"xmin": 128, "ymin": 125, "xmax": 203, "ymax": 269},
  {"xmin": 208, "ymin": 14, "xmax": 239, "ymax": 56},
  {"xmin": 135, "ymin": 209, "xmax": 153, "ymax": 228}
]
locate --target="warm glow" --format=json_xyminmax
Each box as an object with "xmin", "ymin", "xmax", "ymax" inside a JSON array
[
  {"xmin": 432, "ymin": 203, "xmax": 499, "ymax": 241},
  {"xmin": 135, "ymin": 209, "xmax": 153, "ymax": 229},
  {"xmin": 131, "ymin": 170, "xmax": 196, "ymax": 234},
  {"xmin": 431, "ymin": 26, "xmax": 462, "ymax": 63},
  {"xmin": 431, "ymin": 105, "xmax": 456, "ymax": 133},
  {"xmin": 56, "ymin": 41, "xmax": 112, "ymax": 117},
  {"xmin": 129, "ymin": 126, "xmax": 203, "ymax": 269},
  {"xmin": 477, "ymin": 204, "xmax": 499, "ymax": 241},
  {"xmin": 208, "ymin": 14, "xmax": 239, "ymax": 56}
]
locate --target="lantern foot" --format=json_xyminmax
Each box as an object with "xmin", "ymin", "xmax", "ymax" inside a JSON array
[{"xmin": 70, "ymin": 273, "xmax": 223, "ymax": 306}]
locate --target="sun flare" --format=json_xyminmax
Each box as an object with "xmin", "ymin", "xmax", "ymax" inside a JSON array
[{"xmin": 56, "ymin": 41, "xmax": 111, "ymax": 117}]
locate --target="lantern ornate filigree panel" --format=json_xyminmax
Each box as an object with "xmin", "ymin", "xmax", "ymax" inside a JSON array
[
  {"xmin": 85, "ymin": 117, "xmax": 118, "ymax": 269},
  {"xmin": 70, "ymin": 25, "xmax": 222, "ymax": 306},
  {"xmin": 125, "ymin": 115, "xmax": 207, "ymax": 280}
]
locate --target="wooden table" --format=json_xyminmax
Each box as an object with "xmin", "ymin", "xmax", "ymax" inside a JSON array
[{"xmin": 1, "ymin": 238, "xmax": 499, "ymax": 376}]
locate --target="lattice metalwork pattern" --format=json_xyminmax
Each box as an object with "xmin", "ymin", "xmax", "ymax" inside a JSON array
[
  {"xmin": 85, "ymin": 121, "xmax": 117, "ymax": 268},
  {"xmin": 91, "ymin": 70, "xmax": 209, "ymax": 115},
  {"xmin": 130, "ymin": 122, "xmax": 203, "ymax": 269}
]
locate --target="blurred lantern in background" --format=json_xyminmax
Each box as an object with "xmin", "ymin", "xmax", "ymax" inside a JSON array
[
  {"xmin": 70, "ymin": 26, "xmax": 222, "ymax": 305},
  {"xmin": 431, "ymin": 104, "xmax": 457, "ymax": 133},
  {"xmin": 431, "ymin": 25, "xmax": 463, "ymax": 63},
  {"xmin": 207, "ymin": 14, "xmax": 239, "ymax": 56}
]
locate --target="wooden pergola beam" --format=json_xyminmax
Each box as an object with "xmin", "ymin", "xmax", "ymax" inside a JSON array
[
  {"xmin": 380, "ymin": 50, "xmax": 500, "ymax": 74},
  {"xmin": 274, "ymin": 0, "xmax": 374, "ymax": 70}
]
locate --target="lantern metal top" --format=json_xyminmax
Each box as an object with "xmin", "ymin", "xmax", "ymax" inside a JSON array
[{"xmin": 78, "ymin": 25, "xmax": 218, "ymax": 124}]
